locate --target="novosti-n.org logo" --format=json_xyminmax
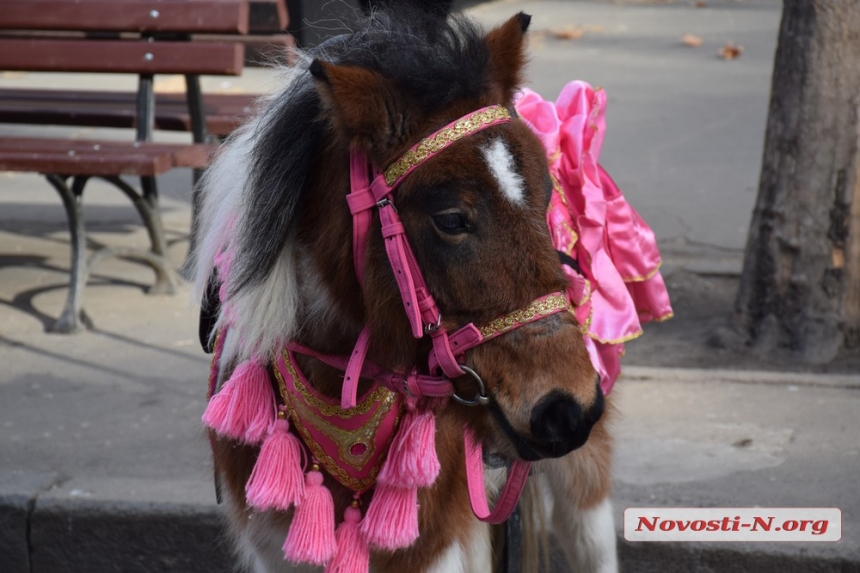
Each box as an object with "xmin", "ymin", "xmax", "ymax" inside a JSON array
[{"xmin": 624, "ymin": 508, "xmax": 841, "ymax": 542}]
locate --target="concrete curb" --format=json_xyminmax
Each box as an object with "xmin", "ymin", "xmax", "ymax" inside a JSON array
[
  {"xmin": 618, "ymin": 539, "xmax": 860, "ymax": 573},
  {"xmin": 3, "ymin": 475, "xmax": 858, "ymax": 572},
  {"xmin": 621, "ymin": 366, "xmax": 860, "ymax": 389},
  {"xmin": 28, "ymin": 500, "xmax": 230, "ymax": 573},
  {"xmin": 0, "ymin": 475, "xmax": 232, "ymax": 573}
]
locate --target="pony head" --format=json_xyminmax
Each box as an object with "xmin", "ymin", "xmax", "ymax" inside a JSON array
[{"xmin": 199, "ymin": 8, "xmax": 603, "ymax": 464}]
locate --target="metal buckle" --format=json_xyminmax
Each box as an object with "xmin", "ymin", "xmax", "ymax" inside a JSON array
[
  {"xmin": 424, "ymin": 313, "xmax": 442, "ymax": 334},
  {"xmin": 376, "ymin": 197, "xmax": 397, "ymax": 212},
  {"xmin": 451, "ymin": 365, "xmax": 490, "ymax": 407}
]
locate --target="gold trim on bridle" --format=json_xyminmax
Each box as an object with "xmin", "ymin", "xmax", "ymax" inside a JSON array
[
  {"xmin": 478, "ymin": 293, "xmax": 570, "ymax": 339},
  {"xmin": 384, "ymin": 105, "xmax": 512, "ymax": 187}
]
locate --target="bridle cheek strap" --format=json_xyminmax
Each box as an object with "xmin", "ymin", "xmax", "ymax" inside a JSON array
[
  {"xmin": 345, "ymin": 150, "xmax": 438, "ymax": 408},
  {"xmin": 347, "ymin": 151, "xmax": 374, "ymax": 288},
  {"xmin": 379, "ymin": 200, "xmax": 433, "ymax": 338}
]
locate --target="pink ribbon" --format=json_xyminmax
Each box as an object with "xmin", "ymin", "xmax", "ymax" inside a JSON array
[{"xmin": 516, "ymin": 82, "xmax": 673, "ymax": 394}]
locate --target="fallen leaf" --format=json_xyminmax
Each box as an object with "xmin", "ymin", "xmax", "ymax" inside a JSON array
[
  {"xmin": 551, "ymin": 27, "xmax": 584, "ymax": 41},
  {"xmin": 718, "ymin": 42, "xmax": 744, "ymax": 60},
  {"xmin": 681, "ymin": 33, "xmax": 704, "ymax": 47},
  {"xmin": 580, "ymin": 25, "xmax": 605, "ymax": 34},
  {"xmin": 693, "ymin": 0, "xmax": 708, "ymax": 7}
]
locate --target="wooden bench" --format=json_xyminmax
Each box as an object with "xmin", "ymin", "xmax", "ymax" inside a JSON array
[
  {"xmin": 0, "ymin": 0, "xmax": 256, "ymax": 333},
  {"xmin": 0, "ymin": 0, "xmax": 292, "ymax": 140}
]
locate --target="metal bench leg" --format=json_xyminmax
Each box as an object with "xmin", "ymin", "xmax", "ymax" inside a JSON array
[
  {"xmin": 44, "ymin": 174, "xmax": 93, "ymax": 333},
  {"xmin": 103, "ymin": 175, "xmax": 178, "ymax": 295}
]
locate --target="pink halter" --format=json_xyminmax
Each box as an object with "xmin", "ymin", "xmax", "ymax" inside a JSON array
[
  {"xmin": 343, "ymin": 105, "xmax": 567, "ymax": 404},
  {"xmin": 339, "ymin": 104, "xmax": 568, "ymax": 523}
]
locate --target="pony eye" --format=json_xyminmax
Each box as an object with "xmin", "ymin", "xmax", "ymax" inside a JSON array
[{"xmin": 432, "ymin": 211, "xmax": 472, "ymax": 235}]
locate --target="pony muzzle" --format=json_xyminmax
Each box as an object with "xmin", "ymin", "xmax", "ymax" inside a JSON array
[
  {"xmin": 529, "ymin": 385, "xmax": 604, "ymax": 458},
  {"xmin": 489, "ymin": 379, "xmax": 604, "ymax": 461}
]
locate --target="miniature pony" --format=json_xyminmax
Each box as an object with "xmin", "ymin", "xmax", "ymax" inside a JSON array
[{"xmin": 195, "ymin": 3, "xmax": 669, "ymax": 572}]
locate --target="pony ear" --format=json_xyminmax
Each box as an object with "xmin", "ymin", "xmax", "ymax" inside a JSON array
[
  {"xmin": 309, "ymin": 59, "xmax": 415, "ymax": 155},
  {"xmin": 484, "ymin": 12, "xmax": 532, "ymax": 101}
]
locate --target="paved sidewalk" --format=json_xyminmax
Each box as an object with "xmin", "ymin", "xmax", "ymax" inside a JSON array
[{"xmin": 2, "ymin": 0, "xmax": 858, "ymax": 571}]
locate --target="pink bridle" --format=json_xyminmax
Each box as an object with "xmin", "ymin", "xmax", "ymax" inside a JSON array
[
  {"xmin": 293, "ymin": 105, "xmax": 572, "ymax": 523},
  {"xmin": 342, "ymin": 105, "xmax": 569, "ymax": 405}
]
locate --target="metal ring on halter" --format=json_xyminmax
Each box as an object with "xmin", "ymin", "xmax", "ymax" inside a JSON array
[{"xmin": 452, "ymin": 365, "xmax": 490, "ymax": 407}]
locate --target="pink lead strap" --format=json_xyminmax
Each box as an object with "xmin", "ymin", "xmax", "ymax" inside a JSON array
[{"xmin": 464, "ymin": 427, "xmax": 531, "ymax": 524}]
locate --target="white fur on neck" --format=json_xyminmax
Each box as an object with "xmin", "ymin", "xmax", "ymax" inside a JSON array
[
  {"xmin": 426, "ymin": 519, "xmax": 493, "ymax": 573},
  {"xmin": 482, "ymin": 138, "xmax": 525, "ymax": 205},
  {"xmin": 552, "ymin": 496, "xmax": 618, "ymax": 573}
]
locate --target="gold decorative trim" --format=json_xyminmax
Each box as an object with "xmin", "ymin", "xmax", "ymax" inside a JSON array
[
  {"xmin": 273, "ymin": 351, "xmax": 402, "ymax": 492},
  {"xmin": 556, "ymin": 220, "xmax": 579, "ymax": 257},
  {"xmin": 549, "ymin": 173, "xmax": 579, "ymax": 257},
  {"xmin": 621, "ymin": 261, "xmax": 663, "ymax": 283},
  {"xmin": 575, "ymin": 304, "xmax": 594, "ymax": 334},
  {"xmin": 279, "ymin": 349, "xmax": 393, "ymax": 419},
  {"xmin": 289, "ymin": 385, "xmax": 396, "ymax": 472},
  {"xmin": 478, "ymin": 293, "xmax": 570, "ymax": 339},
  {"xmin": 384, "ymin": 105, "xmax": 511, "ymax": 187},
  {"xmin": 643, "ymin": 310, "xmax": 674, "ymax": 323},
  {"xmin": 577, "ymin": 279, "xmax": 592, "ymax": 308},
  {"xmin": 587, "ymin": 328, "xmax": 643, "ymax": 345}
]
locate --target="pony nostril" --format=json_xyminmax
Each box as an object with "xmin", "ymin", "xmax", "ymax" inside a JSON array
[{"xmin": 530, "ymin": 392, "xmax": 583, "ymax": 446}]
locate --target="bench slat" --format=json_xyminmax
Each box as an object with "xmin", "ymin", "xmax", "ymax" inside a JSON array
[
  {"xmin": 0, "ymin": 89, "xmax": 256, "ymax": 136},
  {"xmin": 0, "ymin": 0, "xmax": 250, "ymax": 34},
  {"xmin": 0, "ymin": 138, "xmax": 214, "ymax": 176},
  {"xmin": 0, "ymin": 38, "xmax": 245, "ymax": 75},
  {"xmin": 0, "ymin": 152, "xmax": 173, "ymax": 176}
]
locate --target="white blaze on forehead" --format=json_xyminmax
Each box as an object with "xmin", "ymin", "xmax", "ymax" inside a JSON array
[{"xmin": 481, "ymin": 138, "xmax": 526, "ymax": 205}]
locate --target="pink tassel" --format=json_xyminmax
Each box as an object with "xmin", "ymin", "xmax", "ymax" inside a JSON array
[
  {"xmin": 377, "ymin": 407, "xmax": 439, "ymax": 489},
  {"xmin": 283, "ymin": 467, "xmax": 337, "ymax": 565},
  {"xmin": 326, "ymin": 505, "xmax": 369, "ymax": 573},
  {"xmin": 360, "ymin": 484, "xmax": 419, "ymax": 551},
  {"xmin": 245, "ymin": 418, "xmax": 305, "ymax": 510},
  {"xmin": 202, "ymin": 360, "xmax": 275, "ymax": 444}
]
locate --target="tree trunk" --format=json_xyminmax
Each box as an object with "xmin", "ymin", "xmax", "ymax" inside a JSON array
[{"xmin": 735, "ymin": 0, "xmax": 860, "ymax": 364}]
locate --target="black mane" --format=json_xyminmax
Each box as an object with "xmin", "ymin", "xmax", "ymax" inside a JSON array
[{"xmin": 231, "ymin": 7, "xmax": 494, "ymax": 296}]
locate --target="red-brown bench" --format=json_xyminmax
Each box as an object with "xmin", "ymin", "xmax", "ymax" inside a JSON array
[
  {"xmin": 0, "ymin": 0, "xmax": 293, "ymax": 140},
  {"xmin": 0, "ymin": 0, "xmax": 260, "ymax": 333}
]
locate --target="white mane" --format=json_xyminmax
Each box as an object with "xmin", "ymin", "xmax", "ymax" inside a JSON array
[{"xmin": 192, "ymin": 63, "xmax": 310, "ymax": 367}]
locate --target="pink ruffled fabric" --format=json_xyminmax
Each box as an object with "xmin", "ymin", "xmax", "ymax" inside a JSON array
[{"xmin": 515, "ymin": 81, "xmax": 673, "ymax": 394}]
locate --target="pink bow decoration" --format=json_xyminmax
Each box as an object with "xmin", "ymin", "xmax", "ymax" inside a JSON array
[{"xmin": 516, "ymin": 81, "xmax": 673, "ymax": 394}]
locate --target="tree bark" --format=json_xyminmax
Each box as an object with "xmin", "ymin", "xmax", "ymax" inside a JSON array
[{"xmin": 735, "ymin": 0, "xmax": 860, "ymax": 363}]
